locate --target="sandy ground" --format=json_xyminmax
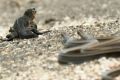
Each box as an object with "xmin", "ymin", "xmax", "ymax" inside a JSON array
[{"xmin": 0, "ymin": 0, "xmax": 120, "ymax": 80}]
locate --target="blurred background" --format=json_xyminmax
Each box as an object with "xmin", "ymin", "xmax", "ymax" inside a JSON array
[
  {"xmin": 1, "ymin": 0, "xmax": 120, "ymax": 23},
  {"xmin": 0, "ymin": 0, "xmax": 120, "ymax": 36}
]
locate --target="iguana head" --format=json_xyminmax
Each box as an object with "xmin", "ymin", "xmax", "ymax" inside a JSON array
[{"xmin": 24, "ymin": 8, "xmax": 36, "ymax": 20}]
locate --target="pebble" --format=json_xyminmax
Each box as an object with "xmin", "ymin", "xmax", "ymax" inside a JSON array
[{"xmin": 0, "ymin": 17, "xmax": 120, "ymax": 80}]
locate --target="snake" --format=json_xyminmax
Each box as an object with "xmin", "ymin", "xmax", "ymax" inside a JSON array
[
  {"xmin": 58, "ymin": 37, "xmax": 120, "ymax": 64},
  {"xmin": 102, "ymin": 68, "xmax": 120, "ymax": 80}
]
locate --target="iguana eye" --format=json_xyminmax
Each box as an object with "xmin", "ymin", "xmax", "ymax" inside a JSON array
[
  {"xmin": 32, "ymin": 10, "xmax": 36, "ymax": 14},
  {"xmin": 32, "ymin": 8, "xmax": 36, "ymax": 13},
  {"xmin": 32, "ymin": 8, "xmax": 35, "ymax": 10}
]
